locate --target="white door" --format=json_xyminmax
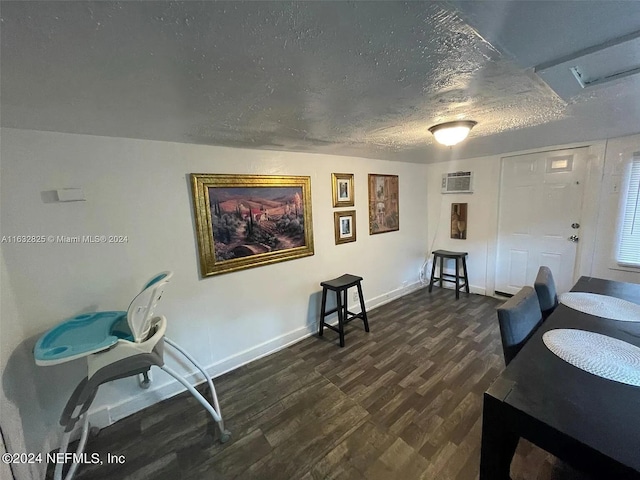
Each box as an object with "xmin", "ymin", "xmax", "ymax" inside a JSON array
[{"xmin": 495, "ymin": 148, "xmax": 588, "ymax": 295}]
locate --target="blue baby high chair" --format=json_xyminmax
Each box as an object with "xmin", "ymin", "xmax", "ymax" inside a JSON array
[{"xmin": 34, "ymin": 271, "xmax": 230, "ymax": 480}]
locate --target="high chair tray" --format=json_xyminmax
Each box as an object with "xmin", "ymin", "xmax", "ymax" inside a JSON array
[{"xmin": 35, "ymin": 311, "xmax": 129, "ymax": 366}]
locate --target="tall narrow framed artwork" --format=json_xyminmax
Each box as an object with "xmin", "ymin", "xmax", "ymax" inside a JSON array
[
  {"xmin": 331, "ymin": 173, "xmax": 354, "ymax": 207},
  {"xmin": 368, "ymin": 174, "xmax": 399, "ymax": 234},
  {"xmin": 191, "ymin": 174, "xmax": 314, "ymax": 277},
  {"xmin": 451, "ymin": 203, "xmax": 468, "ymax": 239}
]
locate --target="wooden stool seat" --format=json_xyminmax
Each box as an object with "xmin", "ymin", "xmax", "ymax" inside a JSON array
[
  {"xmin": 319, "ymin": 274, "xmax": 369, "ymax": 347},
  {"xmin": 428, "ymin": 250, "xmax": 469, "ymax": 300}
]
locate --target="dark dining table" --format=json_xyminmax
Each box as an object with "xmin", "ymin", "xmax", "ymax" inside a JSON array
[{"xmin": 480, "ymin": 276, "xmax": 640, "ymax": 479}]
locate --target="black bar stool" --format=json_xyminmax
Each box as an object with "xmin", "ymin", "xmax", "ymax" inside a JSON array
[
  {"xmin": 428, "ymin": 250, "xmax": 469, "ymax": 299},
  {"xmin": 319, "ymin": 274, "xmax": 369, "ymax": 347}
]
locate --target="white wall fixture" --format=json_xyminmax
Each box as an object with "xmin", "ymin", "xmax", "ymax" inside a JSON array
[
  {"xmin": 56, "ymin": 188, "xmax": 85, "ymax": 202},
  {"xmin": 429, "ymin": 121, "xmax": 477, "ymax": 147}
]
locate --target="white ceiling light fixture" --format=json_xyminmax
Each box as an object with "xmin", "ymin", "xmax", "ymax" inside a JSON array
[{"xmin": 429, "ymin": 120, "xmax": 477, "ymax": 146}]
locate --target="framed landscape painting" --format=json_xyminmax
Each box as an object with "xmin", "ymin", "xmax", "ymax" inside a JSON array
[
  {"xmin": 191, "ymin": 174, "xmax": 314, "ymax": 277},
  {"xmin": 368, "ymin": 174, "xmax": 399, "ymax": 234}
]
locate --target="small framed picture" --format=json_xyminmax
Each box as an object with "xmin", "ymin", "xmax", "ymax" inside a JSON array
[
  {"xmin": 334, "ymin": 210, "xmax": 356, "ymax": 244},
  {"xmin": 332, "ymin": 173, "xmax": 355, "ymax": 207}
]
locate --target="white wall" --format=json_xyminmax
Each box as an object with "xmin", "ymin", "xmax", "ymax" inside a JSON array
[
  {"xmin": 0, "ymin": 128, "xmax": 428, "ymax": 479},
  {"xmin": 1, "ymin": 251, "xmax": 41, "ymax": 480},
  {"xmin": 591, "ymin": 133, "xmax": 640, "ymax": 283},
  {"xmin": 425, "ymin": 155, "xmax": 501, "ymax": 295},
  {"xmin": 426, "ymin": 133, "xmax": 640, "ymax": 298}
]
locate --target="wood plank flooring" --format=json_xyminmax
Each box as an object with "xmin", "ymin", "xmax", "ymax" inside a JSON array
[{"xmin": 47, "ymin": 287, "xmax": 593, "ymax": 480}]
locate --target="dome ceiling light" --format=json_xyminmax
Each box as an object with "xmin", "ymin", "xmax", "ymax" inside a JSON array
[{"xmin": 428, "ymin": 120, "xmax": 477, "ymax": 146}]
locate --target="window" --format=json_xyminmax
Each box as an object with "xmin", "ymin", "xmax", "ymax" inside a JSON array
[{"xmin": 617, "ymin": 154, "xmax": 640, "ymax": 267}]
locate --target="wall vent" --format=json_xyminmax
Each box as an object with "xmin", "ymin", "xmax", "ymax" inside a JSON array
[{"xmin": 442, "ymin": 171, "xmax": 473, "ymax": 194}]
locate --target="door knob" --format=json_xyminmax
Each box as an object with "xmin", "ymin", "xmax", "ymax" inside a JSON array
[{"xmin": 568, "ymin": 235, "xmax": 579, "ymax": 242}]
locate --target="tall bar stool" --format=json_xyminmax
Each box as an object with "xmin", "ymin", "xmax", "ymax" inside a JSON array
[
  {"xmin": 319, "ymin": 274, "xmax": 369, "ymax": 347},
  {"xmin": 428, "ymin": 250, "xmax": 469, "ymax": 299}
]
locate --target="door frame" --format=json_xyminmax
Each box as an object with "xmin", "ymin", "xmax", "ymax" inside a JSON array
[{"xmin": 486, "ymin": 140, "xmax": 606, "ymax": 297}]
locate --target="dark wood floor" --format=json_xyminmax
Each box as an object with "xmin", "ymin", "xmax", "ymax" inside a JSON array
[{"xmin": 49, "ymin": 287, "xmax": 592, "ymax": 480}]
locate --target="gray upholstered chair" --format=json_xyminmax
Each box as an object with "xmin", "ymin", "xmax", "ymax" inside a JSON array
[
  {"xmin": 534, "ymin": 266, "xmax": 558, "ymax": 321},
  {"xmin": 497, "ymin": 286, "xmax": 543, "ymax": 366}
]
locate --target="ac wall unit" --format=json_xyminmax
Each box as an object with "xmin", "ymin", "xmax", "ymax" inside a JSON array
[{"xmin": 441, "ymin": 171, "xmax": 473, "ymax": 194}]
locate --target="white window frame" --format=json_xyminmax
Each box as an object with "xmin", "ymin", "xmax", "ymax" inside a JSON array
[{"xmin": 615, "ymin": 152, "xmax": 640, "ymax": 268}]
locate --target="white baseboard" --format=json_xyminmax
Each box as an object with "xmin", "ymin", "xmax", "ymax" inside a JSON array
[
  {"xmin": 86, "ymin": 282, "xmax": 424, "ymax": 434},
  {"xmin": 433, "ymin": 283, "xmax": 485, "ymax": 296},
  {"xmin": 89, "ymin": 322, "xmax": 317, "ymax": 428},
  {"xmin": 471, "ymin": 285, "xmax": 486, "ymax": 295},
  {"xmin": 361, "ymin": 281, "xmax": 423, "ymax": 310}
]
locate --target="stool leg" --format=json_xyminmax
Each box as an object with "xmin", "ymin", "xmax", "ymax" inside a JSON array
[
  {"xmin": 336, "ymin": 289, "xmax": 345, "ymax": 347},
  {"xmin": 428, "ymin": 256, "xmax": 437, "ymax": 292},
  {"xmin": 356, "ymin": 281, "xmax": 370, "ymax": 332},
  {"xmin": 439, "ymin": 256, "xmax": 444, "ymax": 288},
  {"xmin": 462, "ymin": 256, "xmax": 470, "ymax": 293},
  {"xmin": 455, "ymin": 257, "xmax": 460, "ymax": 300},
  {"xmin": 319, "ymin": 287, "xmax": 327, "ymax": 337},
  {"xmin": 343, "ymin": 289, "xmax": 349, "ymax": 327}
]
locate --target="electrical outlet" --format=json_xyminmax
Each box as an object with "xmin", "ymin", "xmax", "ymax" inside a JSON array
[
  {"xmin": 611, "ymin": 178, "xmax": 620, "ymax": 194},
  {"xmin": 352, "ymin": 291, "xmax": 359, "ymax": 302}
]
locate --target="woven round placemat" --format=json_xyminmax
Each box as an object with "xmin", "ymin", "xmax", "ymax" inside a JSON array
[
  {"xmin": 559, "ymin": 292, "xmax": 640, "ymax": 322},
  {"xmin": 543, "ymin": 329, "xmax": 640, "ymax": 387}
]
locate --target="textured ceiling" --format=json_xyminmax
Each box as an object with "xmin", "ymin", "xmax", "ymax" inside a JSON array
[{"xmin": 1, "ymin": 1, "xmax": 639, "ymax": 163}]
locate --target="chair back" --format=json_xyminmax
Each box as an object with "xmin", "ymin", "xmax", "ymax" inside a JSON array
[
  {"xmin": 127, "ymin": 271, "xmax": 173, "ymax": 342},
  {"xmin": 497, "ymin": 286, "xmax": 543, "ymax": 365},
  {"xmin": 534, "ymin": 266, "xmax": 558, "ymax": 319}
]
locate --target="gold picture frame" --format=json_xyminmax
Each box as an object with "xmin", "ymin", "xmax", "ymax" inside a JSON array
[
  {"xmin": 191, "ymin": 174, "xmax": 314, "ymax": 277},
  {"xmin": 368, "ymin": 174, "xmax": 399, "ymax": 234},
  {"xmin": 331, "ymin": 173, "xmax": 355, "ymax": 207},
  {"xmin": 334, "ymin": 210, "xmax": 356, "ymax": 245}
]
